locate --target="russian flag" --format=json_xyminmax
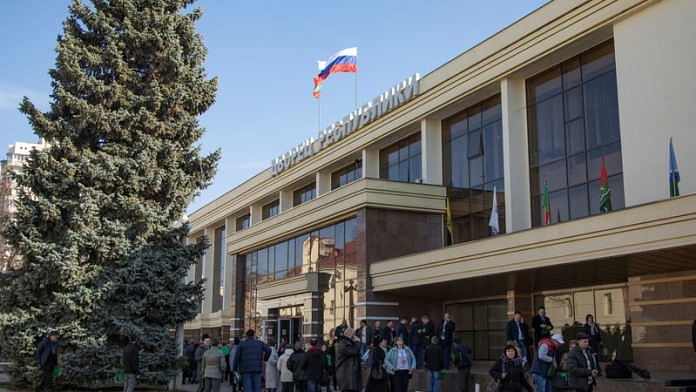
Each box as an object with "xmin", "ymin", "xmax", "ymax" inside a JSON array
[{"xmin": 313, "ymin": 47, "xmax": 357, "ymax": 99}]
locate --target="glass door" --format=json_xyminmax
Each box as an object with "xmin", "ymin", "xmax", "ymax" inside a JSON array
[{"xmin": 278, "ymin": 319, "xmax": 291, "ymax": 348}]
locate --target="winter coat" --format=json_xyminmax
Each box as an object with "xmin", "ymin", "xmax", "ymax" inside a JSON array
[
  {"xmin": 422, "ymin": 320, "xmax": 436, "ymax": 342},
  {"xmin": 301, "ymin": 346, "xmax": 327, "ymax": 381},
  {"xmin": 228, "ymin": 345, "xmax": 238, "ymax": 372},
  {"xmin": 379, "ymin": 327, "xmax": 394, "ymax": 347},
  {"xmin": 489, "ymin": 354, "xmax": 533, "ymax": 392},
  {"xmin": 287, "ymin": 349, "xmax": 306, "ymax": 381},
  {"xmin": 195, "ymin": 344, "xmax": 208, "ymax": 376},
  {"xmin": 335, "ymin": 324, "xmax": 348, "ymax": 337},
  {"xmin": 424, "ymin": 343, "xmax": 444, "ymax": 371},
  {"xmin": 185, "ymin": 343, "xmax": 196, "ymax": 362},
  {"xmin": 409, "ymin": 320, "xmax": 424, "ymax": 346},
  {"xmin": 584, "ymin": 322, "xmax": 602, "ymax": 353},
  {"xmin": 566, "ymin": 347, "xmax": 597, "ymax": 392},
  {"xmin": 203, "ymin": 347, "xmax": 226, "ymax": 379},
  {"xmin": 233, "ymin": 338, "xmax": 271, "ymax": 374},
  {"xmin": 384, "ymin": 346, "xmax": 416, "ymax": 375},
  {"xmin": 531, "ymin": 314, "xmax": 553, "ymax": 343},
  {"xmin": 121, "ymin": 343, "xmax": 139, "ymax": 375},
  {"xmin": 366, "ymin": 346, "xmax": 388, "ymax": 392},
  {"xmin": 436, "ymin": 320, "xmax": 455, "ymax": 346},
  {"xmin": 452, "ymin": 343, "xmax": 472, "ymax": 369},
  {"xmin": 264, "ymin": 348, "xmax": 280, "ymax": 388},
  {"xmin": 335, "ymin": 335, "xmax": 361, "ymax": 391},
  {"xmin": 357, "ymin": 325, "xmax": 374, "ymax": 347},
  {"xmin": 278, "ymin": 348, "xmax": 294, "ymax": 383},
  {"xmin": 531, "ymin": 337, "xmax": 555, "ymax": 378},
  {"xmin": 36, "ymin": 337, "xmax": 59, "ymax": 368},
  {"xmin": 394, "ymin": 323, "xmax": 409, "ymax": 343},
  {"xmin": 506, "ymin": 319, "xmax": 531, "ymax": 343}
]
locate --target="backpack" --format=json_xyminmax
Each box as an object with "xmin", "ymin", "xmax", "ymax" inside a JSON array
[
  {"xmin": 361, "ymin": 348, "xmax": 373, "ymax": 369},
  {"xmin": 452, "ymin": 345, "xmax": 471, "ymax": 367}
]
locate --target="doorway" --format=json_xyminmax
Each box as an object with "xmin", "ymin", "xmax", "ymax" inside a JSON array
[{"xmin": 265, "ymin": 317, "xmax": 302, "ymax": 349}]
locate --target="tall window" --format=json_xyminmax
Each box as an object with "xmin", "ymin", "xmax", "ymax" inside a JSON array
[
  {"xmin": 331, "ymin": 160, "xmax": 362, "ymax": 190},
  {"xmin": 194, "ymin": 235, "xmax": 204, "ymax": 313},
  {"xmin": 527, "ymin": 40, "xmax": 624, "ymax": 227},
  {"xmin": 262, "ymin": 199, "xmax": 279, "ymax": 220},
  {"xmin": 240, "ymin": 217, "xmax": 360, "ymax": 338},
  {"xmin": 212, "ymin": 226, "xmax": 224, "ymax": 312},
  {"xmin": 236, "ymin": 214, "xmax": 250, "ymax": 231},
  {"xmin": 379, "ymin": 133, "xmax": 422, "ymax": 183},
  {"xmin": 443, "ymin": 96, "xmax": 505, "ymax": 243},
  {"xmin": 446, "ymin": 300, "xmax": 508, "ymax": 360},
  {"xmin": 293, "ymin": 183, "xmax": 316, "ymax": 206}
]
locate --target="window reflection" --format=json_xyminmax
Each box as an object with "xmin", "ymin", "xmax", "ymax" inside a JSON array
[
  {"xmin": 526, "ymin": 41, "xmax": 624, "ymax": 227},
  {"xmin": 443, "ymin": 95, "xmax": 506, "ymax": 244},
  {"xmin": 379, "ymin": 133, "xmax": 422, "ymax": 183},
  {"xmin": 239, "ymin": 217, "xmax": 360, "ymax": 342},
  {"xmin": 331, "ymin": 160, "xmax": 362, "ymax": 190}
]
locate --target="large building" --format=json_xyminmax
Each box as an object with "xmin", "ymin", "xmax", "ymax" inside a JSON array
[
  {"xmin": 185, "ymin": 0, "xmax": 696, "ymax": 374},
  {"xmin": 0, "ymin": 138, "xmax": 48, "ymax": 215}
]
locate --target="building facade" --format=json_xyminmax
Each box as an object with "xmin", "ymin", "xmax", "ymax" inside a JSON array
[
  {"xmin": 0, "ymin": 139, "xmax": 48, "ymax": 215},
  {"xmin": 186, "ymin": 0, "xmax": 696, "ymax": 373}
]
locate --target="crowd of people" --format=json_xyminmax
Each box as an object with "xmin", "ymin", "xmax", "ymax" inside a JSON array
[{"xmin": 33, "ymin": 308, "xmax": 605, "ymax": 392}]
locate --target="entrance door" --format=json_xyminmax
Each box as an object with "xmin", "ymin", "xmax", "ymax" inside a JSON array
[
  {"xmin": 277, "ymin": 317, "xmax": 303, "ymax": 349},
  {"xmin": 278, "ymin": 319, "xmax": 291, "ymax": 348}
]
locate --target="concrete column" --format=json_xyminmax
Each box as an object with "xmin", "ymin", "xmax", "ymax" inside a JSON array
[
  {"xmin": 501, "ymin": 78, "xmax": 532, "ymax": 233},
  {"xmin": 303, "ymin": 294, "xmax": 323, "ymax": 345},
  {"xmin": 316, "ymin": 170, "xmax": 331, "ymax": 196},
  {"xmin": 223, "ymin": 218, "xmax": 234, "ymax": 310},
  {"xmin": 362, "ymin": 148, "xmax": 380, "ymax": 179},
  {"xmin": 250, "ymin": 203, "xmax": 262, "ymax": 225},
  {"xmin": 614, "ymin": 0, "xmax": 696, "ymax": 205},
  {"xmin": 202, "ymin": 227, "xmax": 214, "ymax": 314},
  {"xmin": 420, "ymin": 118, "xmax": 443, "ymax": 185},
  {"xmin": 279, "ymin": 189, "xmax": 292, "ymax": 212}
]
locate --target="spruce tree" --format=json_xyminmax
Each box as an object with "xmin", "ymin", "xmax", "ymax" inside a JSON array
[{"xmin": 0, "ymin": 0, "xmax": 219, "ymax": 387}]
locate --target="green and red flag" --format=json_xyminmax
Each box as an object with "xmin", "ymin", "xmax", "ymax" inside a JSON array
[
  {"xmin": 599, "ymin": 156, "xmax": 612, "ymax": 212},
  {"xmin": 542, "ymin": 179, "xmax": 551, "ymax": 226}
]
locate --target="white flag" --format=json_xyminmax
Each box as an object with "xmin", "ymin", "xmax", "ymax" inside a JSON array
[{"xmin": 489, "ymin": 186, "xmax": 499, "ymax": 236}]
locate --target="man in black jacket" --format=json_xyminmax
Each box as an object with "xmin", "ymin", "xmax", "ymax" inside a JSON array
[
  {"xmin": 36, "ymin": 331, "xmax": 59, "ymax": 392},
  {"xmin": 532, "ymin": 306, "xmax": 553, "ymax": 345},
  {"xmin": 424, "ymin": 336, "xmax": 444, "ymax": 392},
  {"xmin": 122, "ymin": 337, "xmax": 139, "ymax": 392},
  {"xmin": 452, "ymin": 337, "xmax": 472, "ymax": 392},
  {"xmin": 301, "ymin": 338, "xmax": 328, "ymax": 392},
  {"xmin": 437, "ymin": 313, "xmax": 455, "ymax": 369},
  {"xmin": 356, "ymin": 319, "xmax": 373, "ymax": 357},
  {"xmin": 567, "ymin": 333, "xmax": 598, "ymax": 392},
  {"xmin": 287, "ymin": 341, "xmax": 306, "ymax": 392},
  {"xmin": 506, "ymin": 311, "xmax": 531, "ymax": 361},
  {"xmin": 409, "ymin": 316, "xmax": 424, "ymax": 369},
  {"xmin": 394, "ymin": 317, "xmax": 410, "ymax": 344},
  {"xmin": 382, "ymin": 320, "xmax": 395, "ymax": 347}
]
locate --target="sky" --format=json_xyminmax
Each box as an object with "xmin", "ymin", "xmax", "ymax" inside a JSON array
[{"xmin": 0, "ymin": 0, "xmax": 548, "ymax": 214}]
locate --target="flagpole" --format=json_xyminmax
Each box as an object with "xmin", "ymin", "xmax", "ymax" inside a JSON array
[
  {"xmin": 317, "ymin": 98, "xmax": 321, "ymax": 133},
  {"xmin": 354, "ymin": 71, "xmax": 358, "ymax": 109}
]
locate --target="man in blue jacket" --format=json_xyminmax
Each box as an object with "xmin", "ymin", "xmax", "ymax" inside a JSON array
[
  {"xmin": 233, "ymin": 329, "xmax": 271, "ymax": 392},
  {"xmin": 36, "ymin": 331, "xmax": 59, "ymax": 392}
]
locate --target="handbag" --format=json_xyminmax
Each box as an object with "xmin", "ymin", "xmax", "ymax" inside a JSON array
[
  {"xmin": 370, "ymin": 365, "xmax": 385, "ymax": 380},
  {"xmin": 486, "ymin": 378, "xmax": 499, "ymax": 392},
  {"xmin": 552, "ymin": 371, "xmax": 570, "ymax": 390}
]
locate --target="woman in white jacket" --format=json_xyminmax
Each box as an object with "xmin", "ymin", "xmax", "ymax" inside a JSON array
[
  {"xmin": 277, "ymin": 346, "xmax": 295, "ymax": 392},
  {"xmin": 265, "ymin": 346, "xmax": 280, "ymax": 392}
]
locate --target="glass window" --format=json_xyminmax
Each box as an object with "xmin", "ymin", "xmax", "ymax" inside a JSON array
[
  {"xmin": 236, "ymin": 214, "xmax": 250, "ymax": 231},
  {"xmin": 274, "ymin": 242, "xmax": 288, "ymax": 279},
  {"xmin": 527, "ymin": 41, "xmax": 624, "ymax": 227},
  {"xmin": 379, "ymin": 133, "xmax": 422, "ymax": 183},
  {"xmin": 447, "ymin": 300, "xmax": 507, "ymax": 360},
  {"xmin": 443, "ymin": 95, "xmax": 505, "ymax": 245},
  {"xmin": 262, "ymin": 200, "xmax": 279, "ymax": 220},
  {"xmin": 293, "ymin": 183, "xmax": 316, "ymax": 207},
  {"xmin": 331, "ymin": 160, "xmax": 362, "ymax": 190}
]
